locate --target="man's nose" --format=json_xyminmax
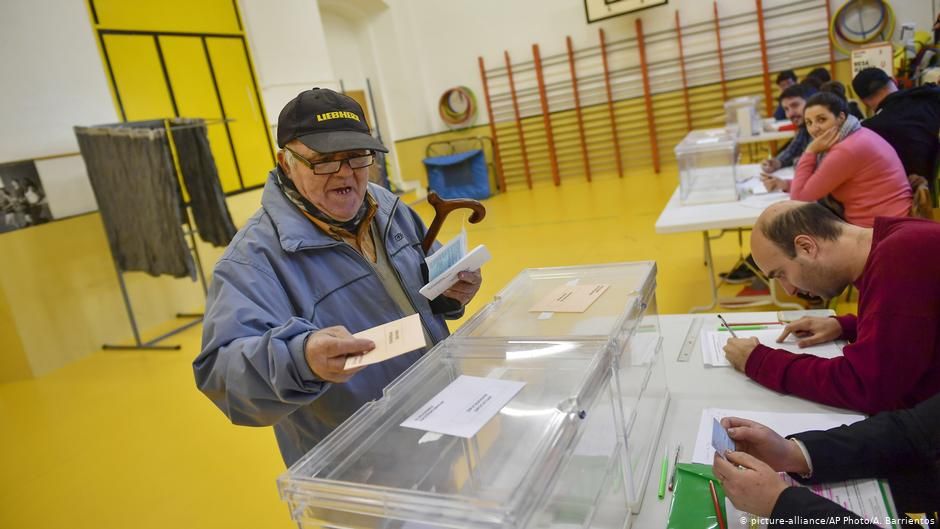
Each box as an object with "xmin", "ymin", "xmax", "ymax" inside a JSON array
[{"xmin": 778, "ymin": 278, "xmax": 797, "ymax": 296}]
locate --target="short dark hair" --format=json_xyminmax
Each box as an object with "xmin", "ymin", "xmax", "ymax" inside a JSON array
[
  {"xmin": 852, "ymin": 67, "xmax": 892, "ymax": 99},
  {"xmin": 805, "ymin": 91, "xmax": 848, "ymax": 118},
  {"xmin": 776, "ymin": 70, "xmax": 797, "ymax": 84},
  {"xmin": 801, "ymin": 77, "xmax": 823, "ymax": 90},
  {"xmin": 760, "ymin": 203, "xmax": 844, "ymax": 258},
  {"xmin": 819, "ymin": 80, "xmax": 847, "ymax": 100},
  {"xmin": 806, "ymin": 67, "xmax": 832, "ymax": 83},
  {"xmin": 778, "ymin": 83, "xmax": 809, "ymax": 104}
]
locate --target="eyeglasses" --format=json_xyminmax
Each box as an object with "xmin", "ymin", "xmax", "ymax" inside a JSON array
[{"xmin": 284, "ymin": 146, "xmax": 374, "ymax": 175}]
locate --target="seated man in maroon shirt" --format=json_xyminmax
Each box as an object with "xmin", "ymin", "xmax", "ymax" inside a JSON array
[{"xmin": 723, "ymin": 201, "xmax": 940, "ymax": 415}]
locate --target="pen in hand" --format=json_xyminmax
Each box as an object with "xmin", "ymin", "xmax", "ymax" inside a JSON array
[{"xmin": 717, "ymin": 314, "xmax": 738, "ymax": 338}]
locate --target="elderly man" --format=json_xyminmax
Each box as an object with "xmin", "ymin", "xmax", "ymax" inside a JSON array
[
  {"xmin": 723, "ymin": 201, "xmax": 940, "ymax": 415},
  {"xmin": 852, "ymin": 67, "xmax": 940, "ymax": 191},
  {"xmin": 194, "ymin": 88, "xmax": 482, "ymax": 465}
]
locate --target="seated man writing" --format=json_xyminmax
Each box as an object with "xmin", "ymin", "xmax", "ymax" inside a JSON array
[{"xmin": 723, "ymin": 201, "xmax": 940, "ymax": 415}]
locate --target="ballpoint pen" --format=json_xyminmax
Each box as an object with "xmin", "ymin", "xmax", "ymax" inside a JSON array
[
  {"xmin": 716, "ymin": 314, "xmax": 738, "ymax": 338},
  {"xmin": 667, "ymin": 443, "xmax": 681, "ymax": 491}
]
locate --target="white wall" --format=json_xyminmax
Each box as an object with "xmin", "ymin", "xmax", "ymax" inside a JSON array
[
  {"xmin": 348, "ymin": 0, "xmax": 940, "ymax": 140},
  {"xmin": 321, "ymin": 11, "xmax": 368, "ymax": 92},
  {"xmin": 239, "ymin": 0, "xmax": 337, "ymax": 126},
  {"xmin": 0, "ymin": 0, "xmax": 117, "ymax": 162}
]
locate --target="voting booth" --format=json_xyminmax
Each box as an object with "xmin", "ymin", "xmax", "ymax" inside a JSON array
[{"xmin": 278, "ymin": 261, "xmax": 669, "ymax": 528}]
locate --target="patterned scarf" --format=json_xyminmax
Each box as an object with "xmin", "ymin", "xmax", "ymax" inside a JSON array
[{"xmin": 274, "ymin": 166, "xmax": 369, "ymax": 233}]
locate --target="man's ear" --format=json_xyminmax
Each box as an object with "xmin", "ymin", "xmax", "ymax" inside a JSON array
[
  {"xmin": 276, "ymin": 150, "xmax": 289, "ymax": 174},
  {"xmin": 793, "ymin": 234, "xmax": 818, "ymax": 258}
]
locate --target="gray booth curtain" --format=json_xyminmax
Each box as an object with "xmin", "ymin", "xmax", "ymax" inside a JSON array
[
  {"xmin": 75, "ymin": 124, "xmax": 195, "ymax": 279},
  {"xmin": 169, "ymin": 118, "xmax": 237, "ymax": 247}
]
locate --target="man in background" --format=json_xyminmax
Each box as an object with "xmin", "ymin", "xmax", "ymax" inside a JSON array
[{"xmin": 852, "ymin": 67, "xmax": 940, "ymax": 192}]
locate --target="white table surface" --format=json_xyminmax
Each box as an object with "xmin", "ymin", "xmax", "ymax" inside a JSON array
[
  {"xmin": 695, "ymin": 125, "xmax": 795, "ymax": 145},
  {"xmin": 632, "ymin": 311, "xmax": 861, "ymax": 527},
  {"xmin": 736, "ymin": 128, "xmax": 795, "ymax": 144},
  {"xmin": 655, "ymin": 164, "xmax": 789, "ymax": 234}
]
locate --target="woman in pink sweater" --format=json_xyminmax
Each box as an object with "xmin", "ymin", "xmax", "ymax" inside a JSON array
[{"xmin": 790, "ymin": 92, "xmax": 912, "ymax": 227}]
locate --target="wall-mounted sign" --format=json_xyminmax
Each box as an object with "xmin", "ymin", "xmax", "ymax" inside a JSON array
[{"xmin": 584, "ymin": 0, "xmax": 668, "ymax": 23}]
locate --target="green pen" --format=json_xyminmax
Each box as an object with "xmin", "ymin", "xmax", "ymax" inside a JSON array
[
  {"xmin": 657, "ymin": 452, "xmax": 668, "ymax": 499},
  {"xmin": 718, "ymin": 325, "xmax": 768, "ymax": 331}
]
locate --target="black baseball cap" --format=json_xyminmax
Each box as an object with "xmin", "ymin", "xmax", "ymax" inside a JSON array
[
  {"xmin": 276, "ymin": 88, "xmax": 387, "ymax": 153},
  {"xmin": 852, "ymin": 68, "xmax": 892, "ymax": 99}
]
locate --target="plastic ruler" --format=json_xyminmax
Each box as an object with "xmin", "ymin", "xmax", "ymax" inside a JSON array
[{"xmin": 677, "ymin": 316, "xmax": 702, "ymax": 362}]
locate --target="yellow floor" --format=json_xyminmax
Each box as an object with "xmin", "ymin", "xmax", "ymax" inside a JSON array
[{"xmin": 0, "ymin": 164, "xmax": 836, "ymax": 528}]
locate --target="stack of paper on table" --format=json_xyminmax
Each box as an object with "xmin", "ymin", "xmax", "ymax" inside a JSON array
[{"xmin": 702, "ymin": 328, "xmax": 844, "ymax": 367}]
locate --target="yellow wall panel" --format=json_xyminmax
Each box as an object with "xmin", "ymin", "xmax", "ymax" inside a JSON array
[
  {"xmin": 91, "ymin": 0, "xmax": 241, "ymax": 34},
  {"xmin": 159, "ymin": 36, "xmax": 242, "ymax": 192},
  {"xmin": 102, "ymin": 34, "xmax": 174, "ymax": 121},
  {"xmin": 206, "ymin": 38, "xmax": 275, "ymax": 188},
  {"xmin": 0, "ymin": 284, "xmax": 31, "ymax": 382}
]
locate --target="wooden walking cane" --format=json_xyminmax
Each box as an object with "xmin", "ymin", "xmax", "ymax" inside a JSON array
[{"xmin": 421, "ymin": 192, "xmax": 486, "ymax": 254}]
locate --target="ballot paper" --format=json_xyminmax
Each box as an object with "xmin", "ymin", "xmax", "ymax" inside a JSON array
[
  {"xmin": 425, "ymin": 230, "xmax": 467, "ymax": 280},
  {"xmin": 529, "ymin": 283, "xmax": 610, "ymax": 313},
  {"xmin": 344, "ymin": 314, "xmax": 426, "ymax": 369},
  {"xmin": 711, "ymin": 418, "xmax": 736, "ymax": 458},
  {"xmin": 694, "ymin": 409, "xmax": 891, "ymax": 527},
  {"xmin": 701, "ymin": 328, "xmax": 844, "ymax": 367},
  {"xmin": 419, "ymin": 245, "xmax": 491, "ymax": 300},
  {"xmin": 401, "ymin": 375, "xmax": 526, "ymax": 438}
]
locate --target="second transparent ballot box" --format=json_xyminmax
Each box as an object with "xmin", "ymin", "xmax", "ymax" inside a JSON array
[{"xmin": 674, "ymin": 129, "xmax": 739, "ymax": 205}]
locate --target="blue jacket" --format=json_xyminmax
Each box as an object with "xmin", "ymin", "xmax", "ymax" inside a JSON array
[{"xmin": 194, "ymin": 172, "xmax": 452, "ymax": 465}]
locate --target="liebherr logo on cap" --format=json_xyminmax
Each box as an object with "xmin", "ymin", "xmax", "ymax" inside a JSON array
[{"xmin": 316, "ymin": 111, "xmax": 361, "ymax": 122}]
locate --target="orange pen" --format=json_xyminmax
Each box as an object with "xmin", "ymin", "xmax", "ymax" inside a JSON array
[{"xmin": 709, "ymin": 480, "xmax": 726, "ymax": 529}]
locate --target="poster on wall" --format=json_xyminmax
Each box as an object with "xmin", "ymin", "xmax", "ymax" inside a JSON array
[
  {"xmin": 0, "ymin": 161, "xmax": 53, "ymax": 233},
  {"xmin": 584, "ymin": 0, "xmax": 668, "ymax": 23}
]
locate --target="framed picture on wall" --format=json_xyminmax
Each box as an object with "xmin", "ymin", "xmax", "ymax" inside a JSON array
[
  {"xmin": 584, "ymin": 0, "xmax": 668, "ymax": 23},
  {"xmin": 0, "ymin": 161, "xmax": 53, "ymax": 233}
]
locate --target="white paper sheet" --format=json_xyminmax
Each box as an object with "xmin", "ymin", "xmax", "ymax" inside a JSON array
[
  {"xmin": 702, "ymin": 328, "xmax": 844, "ymax": 367},
  {"xmin": 400, "ymin": 375, "xmax": 526, "ymax": 438}
]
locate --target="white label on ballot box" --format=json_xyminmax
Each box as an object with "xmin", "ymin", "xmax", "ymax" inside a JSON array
[{"xmin": 401, "ymin": 375, "xmax": 526, "ymax": 438}]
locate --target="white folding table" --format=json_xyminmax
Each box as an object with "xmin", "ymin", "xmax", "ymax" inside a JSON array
[{"xmin": 655, "ymin": 164, "xmax": 802, "ymax": 312}]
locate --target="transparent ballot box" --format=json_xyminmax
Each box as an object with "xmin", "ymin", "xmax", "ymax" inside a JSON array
[
  {"xmin": 278, "ymin": 261, "xmax": 669, "ymax": 528},
  {"xmin": 723, "ymin": 95, "xmax": 762, "ymax": 137},
  {"xmin": 278, "ymin": 340, "xmax": 632, "ymax": 529},
  {"xmin": 453, "ymin": 261, "xmax": 668, "ymax": 513},
  {"xmin": 675, "ymin": 129, "xmax": 739, "ymax": 205}
]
